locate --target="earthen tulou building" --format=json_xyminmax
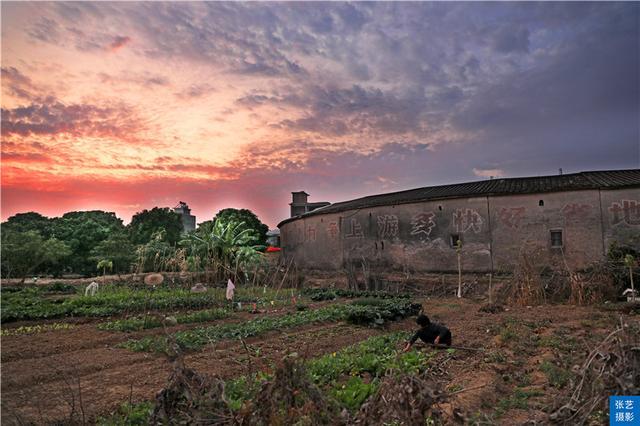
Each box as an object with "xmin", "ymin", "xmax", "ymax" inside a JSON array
[{"xmin": 278, "ymin": 170, "xmax": 640, "ymax": 273}]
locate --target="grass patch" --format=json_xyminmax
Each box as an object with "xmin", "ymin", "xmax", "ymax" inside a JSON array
[
  {"xmin": 499, "ymin": 325, "xmax": 518, "ymax": 341},
  {"xmin": 540, "ymin": 361, "xmax": 572, "ymax": 388},
  {"xmin": 495, "ymin": 388, "xmax": 544, "ymax": 417},
  {"xmin": 536, "ymin": 335, "xmax": 577, "ymax": 352},
  {"xmin": 447, "ymin": 383, "xmax": 463, "ymax": 393},
  {"xmin": 484, "ymin": 351, "xmax": 507, "ymax": 364},
  {"xmin": 96, "ymin": 402, "xmax": 153, "ymax": 425}
]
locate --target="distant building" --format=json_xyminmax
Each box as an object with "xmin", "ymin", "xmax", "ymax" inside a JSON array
[
  {"xmin": 290, "ymin": 191, "xmax": 330, "ymax": 217},
  {"xmin": 279, "ymin": 170, "xmax": 640, "ymax": 272},
  {"xmin": 174, "ymin": 201, "xmax": 196, "ymax": 232},
  {"xmin": 266, "ymin": 229, "xmax": 281, "ymax": 247}
]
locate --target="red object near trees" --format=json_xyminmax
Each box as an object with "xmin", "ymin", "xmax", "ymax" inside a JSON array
[{"xmin": 266, "ymin": 246, "xmax": 281, "ymax": 252}]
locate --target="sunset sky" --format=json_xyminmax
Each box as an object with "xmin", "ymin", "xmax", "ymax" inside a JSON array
[{"xmin": 2, "ymin": 2, "xmax": 638, "ymax": 227}]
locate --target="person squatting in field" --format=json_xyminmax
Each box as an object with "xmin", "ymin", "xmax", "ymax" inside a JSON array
[{"xmin": 403, "ymin": 314, "xmax": 452, "ymax": 352}]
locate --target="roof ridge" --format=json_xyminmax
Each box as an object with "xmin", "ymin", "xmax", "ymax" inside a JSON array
[{"xmin": 278, "ymin": 168, "xmax": 640, "ymax": 228}]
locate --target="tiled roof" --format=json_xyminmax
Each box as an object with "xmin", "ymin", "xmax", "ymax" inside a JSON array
[{"xmin": 278, "ymin": 169, "xmax": 640, "ymax": 227}]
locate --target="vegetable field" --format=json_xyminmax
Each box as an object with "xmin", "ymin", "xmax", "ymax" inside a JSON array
[{"xmin": 1, "ymin": 281, "xmax": 637, "ymax": 425}]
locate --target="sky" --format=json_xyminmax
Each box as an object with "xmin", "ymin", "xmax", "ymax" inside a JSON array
[{"xmin": 1, "ymin": 2, "xmax": 639, "ymax": 228}]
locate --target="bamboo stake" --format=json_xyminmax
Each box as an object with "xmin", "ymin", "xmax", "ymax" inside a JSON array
[
  {"xmin": 423, "ymin": 343, "xmax": 484, "ymax": 352},
  {"xmin": 448, "ymin": 383, "xmax": 488, "ymax": 396}
]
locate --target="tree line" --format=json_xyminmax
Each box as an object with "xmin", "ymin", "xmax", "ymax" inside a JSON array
[{"xmin": 1, "ymin": 207, "xmax": 269, "ymax": 281}]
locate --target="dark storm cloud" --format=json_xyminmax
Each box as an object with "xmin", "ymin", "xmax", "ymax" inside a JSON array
[{"xmin": 453, "ymin": 2, "xmax": 640, "ymax": 174}]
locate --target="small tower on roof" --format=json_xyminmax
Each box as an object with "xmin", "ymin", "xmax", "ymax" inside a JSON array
[
  {"xmin": 174, "ymin": 201, "xmax": 196, "ymax": 232},
  {"xmin": 289, "ymin": 191, "xmax": 330, "ymax": 217}
]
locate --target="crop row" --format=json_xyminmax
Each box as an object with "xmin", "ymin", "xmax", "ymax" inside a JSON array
[
  {"xmin": 0, "ymin": 322, "xmax": 76, "ymax": 337},
  {"xmin": 303, "ymin": 287, "xmax": 412, "ymax": 301},
  {"xmin": 99, "ymin": 332, "xmax": 444, "ymax": 424},
  {"xmin": 120, "ymin": 299, "xmax": 421, "ymax": 353},
  {"xmin": 0, "ymin": 286, "xmax": 297, "ymax": 323},
  {"xmin": 227, "ymin": 331, "xmax": 445, "ymax": 411},
  {"xmin": 97, "ymin": 308, "xmax": 230, "ymax": 332}
]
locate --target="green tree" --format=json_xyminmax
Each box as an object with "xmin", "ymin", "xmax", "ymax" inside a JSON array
[
  {"xmin": 3, "ymin": 212, "xmax": 53, "ymax": 237},
  {"xmin": 129, "ymin": 207, "xmax": 183, "ymax": 246},
  {"xmin": 1, "ymin": 230, "xmax": 71, "ymax": 280},
  {"xmin": 213, "ymin": 208, "xmax": 268, "ymax": 246},
  {"xmin": 90, "ymin": 232, "xmax": 136, "ymax": 274},
  {"xmin": 196, "ymin": 220, "xmax": 215, "ymax": 235},
  {"xmin": 51, "ymin": 210, "xmax": 126, "ymax": 275}
]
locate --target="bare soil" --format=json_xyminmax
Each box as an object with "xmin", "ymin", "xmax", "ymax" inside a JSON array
[{"xmin": 1, "ymin": 298, "xmax": 635, "ymax": 425}]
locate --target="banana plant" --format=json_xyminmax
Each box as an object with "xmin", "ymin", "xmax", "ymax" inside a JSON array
[
  {"xmin": 97, "ymin": 259, "xmax": 113, "ymax": 277},
  {"xmin": 180, "ymin": 220, "xmax": 265, "ymax": 278}
]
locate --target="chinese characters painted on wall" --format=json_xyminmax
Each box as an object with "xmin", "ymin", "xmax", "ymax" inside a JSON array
[
  {"xmin": 410, "ymin": 212, "xmax": 436, "ymax": 242},
  {"xmin": 498, "ymin": 207, "xmax": 525, "ymax": 229},
  {"xmin": 609, "ymin": 200, "xmax": 640, "ymax": 226},
  {"xmin": 345, "ymin": 218, "xmax": 364, "ymax": 238},
  {"xmin": 377, "ymin": 215, "xmax": 399, "ymax": 239},
  {"xmin": 453, "ymin": 208, "xmax": 483, "ymax": 233}
]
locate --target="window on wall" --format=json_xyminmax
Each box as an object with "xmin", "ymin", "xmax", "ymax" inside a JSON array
[
  {"xmin": 539, "ymin": 200, "xmax": 544, "ymax": 206},
  {"xmin": 550, "ymin": 230, "xmax": 563, "ymax": 248},
  {"xmin": 450, "ymin": 234, "xmax": 461, "ymax": 248}
]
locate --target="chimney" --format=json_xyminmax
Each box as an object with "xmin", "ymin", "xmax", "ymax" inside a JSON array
[{"xmin": 290, "ymin": 191, "xmax": 309, "ymax": 217}]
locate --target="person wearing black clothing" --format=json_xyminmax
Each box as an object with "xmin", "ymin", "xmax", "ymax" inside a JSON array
[{"xmin": 403, "ymin": 314, "xmax": 452, "ymax": 352}]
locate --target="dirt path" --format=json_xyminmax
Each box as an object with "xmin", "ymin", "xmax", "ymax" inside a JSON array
[{"xmin": 416, "ymin": 299, "xmax": 631, "ymax": 424}]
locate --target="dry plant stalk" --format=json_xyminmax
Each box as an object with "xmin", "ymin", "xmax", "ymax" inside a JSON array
[
  {"xmin": 355, "ymin": 373, "xmax": 443, "ymax": 426},
  {"xmin": 550, "ymin": 318, "xmax": 640, "ymax": 425},
  {"xmin": 150, "ymin": 335, "xmax": 233, "ymax": 425},
  {"xmin": 344, "ymin": 261, "xmax": 359, "ymax": 291},
  {"xmin": 507, "ymin": 246, "xmax": 546, "ymax": 306},
  {"xmin": 241, "ymin": 356, "xmax": 343, "ymax": 426}
]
